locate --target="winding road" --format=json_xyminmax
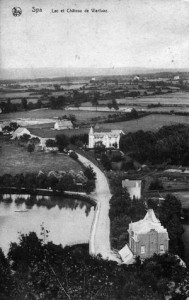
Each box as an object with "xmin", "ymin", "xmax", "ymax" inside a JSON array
[{"xmin": 77, "ymin": 153, "xmax": 121, "ymax": 262}]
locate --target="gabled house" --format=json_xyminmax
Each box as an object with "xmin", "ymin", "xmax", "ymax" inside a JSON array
[
  {"xmin": 119, "ymin": 209, "xmax": 169, "ymax": 264},
  {"xmin": 54, "ymin": 120, "xmax": 73, "ymax": 130},
  {"xmin": 11, "ymin": 127, "xmax": 31, "ymax": 139}
]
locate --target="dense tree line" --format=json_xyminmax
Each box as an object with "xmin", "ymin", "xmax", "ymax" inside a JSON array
[
  {"xmin": 49, "ymin": 96, "xmax": 67, "ymax": 109},
  {"xmin": 70, "ymin": 133, "xmax": 88, "ymax": 147},
  {"xmin": 1, "ymin": 231, "xmax": 188, "ymax": 299},
  {"xmin": 109, "ymin": 187, "xmax": 146, "ymax": 250},
  {"xmin": 55, "ymin": 133, "xmax": 88, "ymax": 150},
  {"xmin": 0, "ymin": 98, "xmax": 44, "ymax": 113},
  {"xmin": 120, "ymin": 124, "xmax": 189, "ymax": 165},
  {"xmin": 0, "ymin": 166, "xmax": 96, "ymax": 194},
  {"xmin": 148, "ymin": 194, "xmax": 185, "ymax": 259}
]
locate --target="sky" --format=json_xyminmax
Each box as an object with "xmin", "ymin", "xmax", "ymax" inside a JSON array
[{"xmin": 0, "ymin": 0, "xmax": 189, "ymax": 70}]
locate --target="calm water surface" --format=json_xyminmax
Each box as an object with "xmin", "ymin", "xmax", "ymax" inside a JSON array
[{"xmin": 0, "ymin": 194, "xmax": 95, "ymax": 254}]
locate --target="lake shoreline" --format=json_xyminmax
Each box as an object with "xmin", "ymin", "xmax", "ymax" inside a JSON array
[{"xmin": 0, "ymin": 187, "xmax": 97, "ymax": 206}]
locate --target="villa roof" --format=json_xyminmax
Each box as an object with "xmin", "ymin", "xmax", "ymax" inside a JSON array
[
  {"xmin": 129, "ymin": 209, "xmax": 168, "ymax": 235},
  {"xmin": 89, "ymin": 126, "xmax": 124, "ymax": 137},
  {"xmin": 93, "ymin": 130, "xmax": 124, "ymax": 138}
]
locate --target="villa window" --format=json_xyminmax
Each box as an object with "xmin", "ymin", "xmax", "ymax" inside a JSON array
[
  {"xmin": 141, "ymin": 245, "xmax": 145, "ymax": 254},
  {"xmin": 160, "ymin": 244, "xmax": 165, "ymax": 253}
]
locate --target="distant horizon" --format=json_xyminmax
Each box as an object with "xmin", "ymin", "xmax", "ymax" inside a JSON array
[{"xmin": 1, "ymin": 66, "xmax": 189, "ymax": 81}]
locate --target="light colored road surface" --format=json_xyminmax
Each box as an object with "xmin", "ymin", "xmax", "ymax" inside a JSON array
[{"xmin": 77, "ymin": 153, "xmax": 121, "ymax": 262}]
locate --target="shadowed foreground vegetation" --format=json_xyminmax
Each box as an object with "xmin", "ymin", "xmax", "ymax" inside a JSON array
[{"xmin": 1, "ymin": 230, "xmax": 189, "ymax": 300}]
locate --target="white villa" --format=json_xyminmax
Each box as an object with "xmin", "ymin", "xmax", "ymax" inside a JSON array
[
  {"xmin": 88, "ymin": 127, "xmax": 124, "ymax": 148},
  {"xmin": 122, "ymin": 179, "xmax": 142, "ymax": 199},
  {"xmin": 119, "ymin": 209, "xmax": 169, "ymax": 264}
]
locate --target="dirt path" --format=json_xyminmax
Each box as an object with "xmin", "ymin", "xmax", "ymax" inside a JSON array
[{"xmin": 77, "ymin": 153, "xmax": 121, "ymax": 262}]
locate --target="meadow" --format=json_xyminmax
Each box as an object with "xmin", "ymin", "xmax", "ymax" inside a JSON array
[
  {"xmin": 116, "ymin": 92, "xmax": 189, "ymax": 105},
  {"xmin": 27, "ymin": 114, "xmax": 189, "ymax": 138},
  {"xmin": 0, "ymin": 137, "xmax": 82, "ymax": 176},
  {"xmin": 0, "ymin": 108, "xmax": 118, "ymax": 122}
]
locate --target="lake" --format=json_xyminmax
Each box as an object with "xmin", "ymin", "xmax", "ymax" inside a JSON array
[{"xmin": 0, "ymin": 194, "xmax": 95, "ymax": 254}]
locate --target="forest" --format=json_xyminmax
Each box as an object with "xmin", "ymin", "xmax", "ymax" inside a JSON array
[{"xmin": 119, "ymin": 124, "xmax": 189, "ymax": 165}]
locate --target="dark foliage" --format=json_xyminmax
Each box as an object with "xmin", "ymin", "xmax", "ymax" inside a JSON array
[
  {"xmin": 1, "ymin": 231, "xmax": 188, "ymax": 299},
  {"xmin": 69, "ymin": 151, "xmax": 78, "ymax": 160},
  {"xmin": 56, "ymin": 134, "xmax": 70, "ymax": 152},
  {"xmin": 70, "ymin": 133, "xmax": 88, "ymax": 146},
  {"xmin": 120, "ymin": 124, "xmax": 189, "ymax": 165},
  {"xmin": 149, "ymin": 178, "xmax": 164, "ymax": 190},
  {"xmin": 84, "ymin": 165, "xmax": 96, "ymax": 181}
]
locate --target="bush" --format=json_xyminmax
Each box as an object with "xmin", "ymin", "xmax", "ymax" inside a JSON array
[
  {"xmin": 84, "ymin": 165, "xmax": 96, "ymax": 180},
  {"xmin": 56, "ymin": 134, "xmax": 70, "ymax": 152},
  {"xmin": 20, "ymin": 134, "xmax": 31, "ymax": 142},
  {"xmin": 149, "ymin": 179, "xmax": 163, "ymax": 190},
  {"xmin": 46, "ymin": 139, "xmax": 57, "ymax": 147},
  {"xmin": 27, "ymin": 143, "xmax": 35, "ymax": 153},
  {"xmin": 69, "ymin": 151, "xmax": 78, "ymax": 160}
]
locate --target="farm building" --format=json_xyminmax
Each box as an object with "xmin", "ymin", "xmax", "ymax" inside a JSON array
[
  {"xmin": 119, "ymin": 209, "xmax": 169, "ymax": 264},
  {"xmin": 122, "ymin": 179, "xmax": 141, "ymax": 199},
  {"xmin": 54, "ymin": 120, "xmax": 73, "ymax": 130},
  {"xmin": 88, "ymin": 127, "xmax": 124, "ymax": 148},
  {"xmin": 11, "ymin": 127, "xmax": 31, "ymax": 139}
]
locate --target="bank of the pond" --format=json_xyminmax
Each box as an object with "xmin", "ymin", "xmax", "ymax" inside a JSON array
[{"xmin": 0, "ymin": 187, "xmax": 97, "ymax": 206}]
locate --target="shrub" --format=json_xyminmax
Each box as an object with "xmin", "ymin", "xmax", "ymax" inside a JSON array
[
  {"xmin": 84, "ymin": 165, "xmax": 96, "ymax": 181},
  {"xmin": 149, "ymin": 179, "xmax": 163, "ymax": 190},
  {"xmin": 27, "ymin": 143, "xmax": 35, "ymax": 153},
  {"xmin": 46, "ymin": 139, "xmax": 57, "ymax": 147},
  {"xmin": 69, "ymin": 151, "xmax": 78, "ymax": 160},
  {"xmin": 56, "ymin": 134, "xmax": 70, "ymax": 152}
]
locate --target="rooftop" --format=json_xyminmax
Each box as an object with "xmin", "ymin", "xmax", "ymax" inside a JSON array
[
  {"xmin": 129, "ymin": 209, "xmax": 168, "ymax": 235},
  {"xmin": 122, "ymin": 179, "xmax": 141, "ymax": 188}
]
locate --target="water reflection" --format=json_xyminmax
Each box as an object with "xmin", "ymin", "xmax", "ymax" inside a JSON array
[
  {"xmin": 0, "ymin": 194, "xmax": 95, "ymax": 254},
  {"xmin": 0, "ymin": 194, "xmax": 93, "ymax": 216}
]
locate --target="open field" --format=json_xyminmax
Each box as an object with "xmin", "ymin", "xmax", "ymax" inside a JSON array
[
  {"xmin": 27, "ymin": 114, "xmax": 189, "ymax": 138},
  {"xmin": 0, "ymin": 137, "xmax": 82, "ymax": 176},
  {"xmin": 0, "ymin": 109, "xmax": 120, "ymax": 122},
  {"xmin": 28, "ymin": 127, "xmax": 89, "ymax": 138},
  {"xmin": 116, "ymin": 92, "xmax": 189, "ymax": 105},
  {"xmin": 101, "ymin": 114, "xmax": 189, "ymax": 133}
]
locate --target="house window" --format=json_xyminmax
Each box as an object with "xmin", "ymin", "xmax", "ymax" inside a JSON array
[
  {"xmin": 160, "ymin": 244, "xmax": 165, "ymax": 253},
  {"xmin": 141, "ymin": 245, "xmax": 145, "ymax": 254}
]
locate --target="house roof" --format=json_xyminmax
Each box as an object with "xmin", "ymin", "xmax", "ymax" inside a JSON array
[
  {"xmin": 90, "ymin": 128, "xmax": 124, "ymax": 138},
  {"xmin": 55, "ymin": 120, "xmax": 72, "ymax": 127},
  {"xmin": 129, "ymin": 209, "xmax": 168, "ymax": 235},
  {"xmin": 14, "ymin": 127, "xmax": 29, "ymax": 135},
  {"xmin": 119, "ymin": 244, "xmax": 134, "ymax": 264},
  {"xmin": 122, "ymin": 179, "xmax": 141, "ymax": 188}
]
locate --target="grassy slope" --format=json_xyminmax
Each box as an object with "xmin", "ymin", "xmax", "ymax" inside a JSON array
[
  {"xmin": 0, "ymin": 109, "xmax": 119, "ymax": 122},
  {"xmin": 0, "ymin": 137, "xmax": 82, "ymax": 175}
]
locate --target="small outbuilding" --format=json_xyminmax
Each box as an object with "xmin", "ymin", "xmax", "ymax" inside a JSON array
[
  {"xmin": 54, "ymin": 120, "xmax": 73, "ymax": 130},
  {"xmin": 122, "ymin": 179, "xmax": 141, "ymax": 199}
]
